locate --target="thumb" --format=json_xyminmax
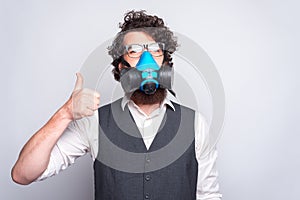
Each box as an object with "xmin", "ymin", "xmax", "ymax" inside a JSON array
[{"xmin": 74, "ymin": 72, "xmax": 83, "ymax": 91}]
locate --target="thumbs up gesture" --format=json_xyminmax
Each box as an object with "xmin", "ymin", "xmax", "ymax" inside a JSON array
[{"xmin": 65, "ymin": 73, "xmax": 100, "ymax": 120}]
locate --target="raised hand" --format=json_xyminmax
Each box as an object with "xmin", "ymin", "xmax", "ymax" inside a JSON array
[{"xmin": 66, "ymin": 73, "xmax": 100, "ymax": 120}]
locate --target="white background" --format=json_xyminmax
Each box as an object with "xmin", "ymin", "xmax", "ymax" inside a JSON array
[{"xmin": 1, "ymin": 0, "xmax": 299, "ymax": 199}]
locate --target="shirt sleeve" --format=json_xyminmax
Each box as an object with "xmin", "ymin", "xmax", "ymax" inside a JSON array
[
  {"xmin": 195, "ymin": 112, "xmax": 222, "ymax": 200},
  {"xmin": 35, "ymin": 113, "xmax": 95, "ymax": 181}
]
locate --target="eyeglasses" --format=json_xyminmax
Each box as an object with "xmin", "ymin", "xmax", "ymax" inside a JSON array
[{"xmin": 124, "ymin": 42, "xmax": 165, "ymax": 58}]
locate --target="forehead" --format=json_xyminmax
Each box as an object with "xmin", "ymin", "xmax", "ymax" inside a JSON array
[{"xmin": 123, "ymin": 31, "xmax": 155, "ymax": 45}]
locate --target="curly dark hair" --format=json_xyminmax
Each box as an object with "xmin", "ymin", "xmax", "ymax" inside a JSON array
[{"xmin": 108, "ymin": 10, "xmax": 178, "ymax": 81}]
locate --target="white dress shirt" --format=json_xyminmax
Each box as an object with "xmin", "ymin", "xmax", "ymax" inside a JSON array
[{"xmin": 37, "ymin": 91, "xmax": 222, "ymax": 200}]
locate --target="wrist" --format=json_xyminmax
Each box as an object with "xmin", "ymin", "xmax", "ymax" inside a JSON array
[{"xmin": 57, "ymin": 100, "xmax": 74, "ymax": 122}]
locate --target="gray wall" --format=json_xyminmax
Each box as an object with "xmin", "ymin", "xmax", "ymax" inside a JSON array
[{"xmin": 1, "ymin": 0, "xmax": 299, "ymax": 199}]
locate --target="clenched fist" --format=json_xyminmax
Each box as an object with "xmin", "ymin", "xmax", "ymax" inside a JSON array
[{"xmin": 65, "ymin": 73, "xmax": 100, "ymax": 120}]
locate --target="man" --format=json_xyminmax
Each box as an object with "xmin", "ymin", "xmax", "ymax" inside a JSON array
[{"xmin": 12, "ymin": 10, "xmax": 222, "ymax": 200}]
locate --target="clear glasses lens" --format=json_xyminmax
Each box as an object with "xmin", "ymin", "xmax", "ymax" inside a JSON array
[
  {"xmin": 125, "ymin": 43, "xmax": 165, "ymax": 58},
  {"xmin": 126, "ymin": 44, "xmax": 144, "ymax": 58}
]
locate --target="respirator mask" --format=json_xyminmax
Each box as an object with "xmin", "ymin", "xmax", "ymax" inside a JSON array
[{"xmin": 120, "ymin": 43, "xmax": 174, "ymax": 95}]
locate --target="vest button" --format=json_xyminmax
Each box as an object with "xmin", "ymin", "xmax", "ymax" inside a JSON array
[
  {"xmin": 145, "ymin": 193, "xmax": 150, "ymax": 199},
  {"xmin": 146, "ymin": 157, "xmax": 151, "ymax": 163},
  {"xmin": 145, "ymin": 174, "xmax": 151, "ymax": 181}
]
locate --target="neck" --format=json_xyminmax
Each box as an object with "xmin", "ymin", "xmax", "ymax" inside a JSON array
[{"xmin": 136, "ymin": 103, "xmax": 160, "ymax": 116}]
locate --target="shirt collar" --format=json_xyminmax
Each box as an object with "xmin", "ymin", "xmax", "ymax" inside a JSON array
[{"xmin": 121, "ymin": 90, "xmax": 178, "ymax": 111}]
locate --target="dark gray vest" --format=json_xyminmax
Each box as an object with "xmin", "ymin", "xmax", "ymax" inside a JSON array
[{"xmin": 94, "ymin": 99, "xmax": 198, "ymax": 200}]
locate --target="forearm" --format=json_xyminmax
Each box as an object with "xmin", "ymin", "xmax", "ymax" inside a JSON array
[{"xmin": 11, "ymin": 103, "xmax": 72, "ymax": 185}]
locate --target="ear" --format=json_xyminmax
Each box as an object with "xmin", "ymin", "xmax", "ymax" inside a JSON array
[{"xmin": 118, "ymin": 62, "xmax": 123, "ymax": 72}]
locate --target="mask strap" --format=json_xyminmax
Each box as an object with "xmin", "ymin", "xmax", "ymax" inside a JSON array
[{"xmin": 120, "ymin": 56, "xmax": 132, "ymax": 68}]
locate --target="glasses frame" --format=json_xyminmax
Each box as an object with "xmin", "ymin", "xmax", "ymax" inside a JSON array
[{"xmin": 124, "ymin": 42, "xmax": 165, "ymax": 58}]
